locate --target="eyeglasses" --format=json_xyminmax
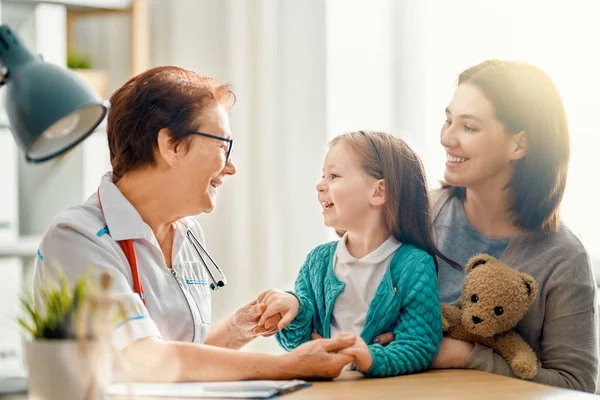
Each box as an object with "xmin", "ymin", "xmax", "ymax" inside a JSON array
[
  {"xmin": 187, "ymin": 131, "xmax": 234, "ymax": 162},
  {"xmin": 186, "ymin": 229, "xmax": 227, "ymax": 291}
]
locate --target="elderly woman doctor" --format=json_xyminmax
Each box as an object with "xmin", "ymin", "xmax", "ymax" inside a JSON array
[{"xmin": 34, "ymin": 66, "xmax": 356, "ymax": 382}]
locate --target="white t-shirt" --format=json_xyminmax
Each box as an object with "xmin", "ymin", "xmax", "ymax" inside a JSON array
[
  {"xmin": 35, "ymin": 172, "xmax": 213, "ymax": 349},
  {"xmin": 330, "ymin": 233, "xmax": 402, "ymax": 337}
]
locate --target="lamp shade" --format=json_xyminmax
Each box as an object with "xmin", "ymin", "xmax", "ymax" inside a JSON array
[{"xmin": 0, "ymin": 25, "xmax": 107, "ymax": 162}]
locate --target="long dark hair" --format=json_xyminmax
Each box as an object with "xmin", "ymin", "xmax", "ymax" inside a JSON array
[
  {"xmin": 331, "ymin": 131, "xmax": 460, "ymax": 271},
  {"xmin": 457, "ymin": 60, "xmax": 569, "ymax": 233}
]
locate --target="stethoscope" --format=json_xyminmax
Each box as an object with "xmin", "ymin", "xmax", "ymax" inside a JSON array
[
  {"xmin": 98, "ymin": 189, "xmax": 227, "ymax": 306},
  {"xmin": 185, "ymin": 229, "xmax": 227, "ymax": 291}
]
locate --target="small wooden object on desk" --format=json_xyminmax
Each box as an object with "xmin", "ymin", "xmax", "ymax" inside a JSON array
[{"xmin": 76, "ymin": 272, "xmax": 134, "ymax": 400}]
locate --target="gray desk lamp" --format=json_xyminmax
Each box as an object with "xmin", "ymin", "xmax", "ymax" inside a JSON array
[{"xmin": 0, "ymin": 24, "xmax": 107, "ymax": 162}]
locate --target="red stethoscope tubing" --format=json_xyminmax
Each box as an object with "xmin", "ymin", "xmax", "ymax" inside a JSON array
[{"xmin": 97, "ymin": 188, "xmax": 146, "ymax": 306}]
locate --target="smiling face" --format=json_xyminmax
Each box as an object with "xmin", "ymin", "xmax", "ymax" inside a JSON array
[
  {"xmin": 315, "ymin": 141, "xmax": 383, "ymax": 232},
  {"xmin": 176, "ymin": 105, "xmax": 236, "ymax": 214},
  {"xmin": 440, "ymin": 84, "xmax": 526, "ymax": 191}
]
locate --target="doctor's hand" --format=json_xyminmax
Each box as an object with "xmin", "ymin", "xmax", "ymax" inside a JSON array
[
  {"xmin": 232, "ymin": 300, "xmax": 268, "ymax": 339},
  {"xmin": 252, "ymin": 290, "xmax": 300, "ymax": 336},
  {"xmin": 283, "ymin": 333, "xmax": 356, "ymax": 379}
]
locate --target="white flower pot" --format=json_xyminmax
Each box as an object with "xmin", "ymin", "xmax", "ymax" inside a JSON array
[{"xmin": 25, "ymin": 340, "xmax": 111, "ymax": 400}]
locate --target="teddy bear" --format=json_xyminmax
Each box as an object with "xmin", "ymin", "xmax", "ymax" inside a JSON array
[{"xmin": 441, "ymin": 253, "xmax": 539, "ymax": 379}]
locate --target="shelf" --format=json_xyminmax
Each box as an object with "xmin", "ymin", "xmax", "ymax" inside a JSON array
[
  {"xmin": 2, "ymin": 0, "xmax": 132, "ymax": 12},
  {"xmin": 3, "ymin": 0, "xmax": 150, "ymax": 82},
  {"xmin": 0, "ymin": 236, "xmax": 42, "ymax": 257}
]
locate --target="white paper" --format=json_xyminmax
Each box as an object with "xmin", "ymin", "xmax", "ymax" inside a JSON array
[{"xmin": 107, "ymin": 380, "xmax": 309, "ymax": 399}]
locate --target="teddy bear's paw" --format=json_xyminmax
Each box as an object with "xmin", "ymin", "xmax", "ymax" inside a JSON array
[{"xmin": 510, "ymin": 353, "xmax": 538, "ymax": 380}]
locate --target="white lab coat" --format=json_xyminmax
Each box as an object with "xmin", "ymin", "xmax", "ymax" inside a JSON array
[{"xmin": 34, "ymin": 172, "xmax": 212, "ymax": 349}]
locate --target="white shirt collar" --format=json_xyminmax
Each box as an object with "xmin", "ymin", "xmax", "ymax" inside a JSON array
[
  {"xmin": 336, "ymin": 232, "xmax": 402, "ymax": 265},
  {"xmin": 96, "ymin": 171, "xmax": 196, "ymax": 242}
]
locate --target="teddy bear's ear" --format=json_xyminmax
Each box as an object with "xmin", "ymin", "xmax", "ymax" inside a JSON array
[
  {"xmin": 521, "ymin": 273, "xmax": 538, "ymax": 303},
  {"xmin": 465, "ymin": 254, "xmax": 497, "ymax": 274}
]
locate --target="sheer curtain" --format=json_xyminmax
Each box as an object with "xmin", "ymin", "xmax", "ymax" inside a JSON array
[{"xmin": 151, "ymin": 0, "xmax": 331, "ymax": 352}]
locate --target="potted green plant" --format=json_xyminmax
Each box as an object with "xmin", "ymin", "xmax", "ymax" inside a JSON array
[
  {"xmin": 19, "ymin": 270, "xmax": 115, "ymax": 400},
  {"xmin": 67, "ymin": 50, "xmax": 109, "ymax": 100}
]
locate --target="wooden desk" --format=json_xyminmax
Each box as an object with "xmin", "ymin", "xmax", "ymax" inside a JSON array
[
  {"xmin": 110, "ymin": 370, "xmax": 598, "ymax": 400},
  {"xmin": 285, "ymin": 370, "xmax": 598, "ymax": 400}
]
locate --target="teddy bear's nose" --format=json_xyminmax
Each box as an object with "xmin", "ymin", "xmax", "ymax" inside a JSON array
[{"xmin": 472, "ymin": 315, "xmax": 483, "ymax": 324}]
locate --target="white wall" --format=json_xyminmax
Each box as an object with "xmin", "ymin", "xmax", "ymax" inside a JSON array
[
  {"xmin": 326, "ymin": 0, "xmax": 396, "ymax": 136},
  {"xmin": 392, "ymin": 0, "xmax": 600, "ymax": 255}
]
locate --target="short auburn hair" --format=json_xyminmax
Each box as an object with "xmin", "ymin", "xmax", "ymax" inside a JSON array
[
  {"xmin": 454, "ymin": 60, "xmax": 569, "ymax": 233},
  {"xmin": 107, "ymin": 66, "xmax": 235, "ymax": 179}
]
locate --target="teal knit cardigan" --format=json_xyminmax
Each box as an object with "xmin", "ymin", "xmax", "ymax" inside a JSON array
[{"xmin": 276, "ymin": 241, "xmax": 442, "ymax": 378}]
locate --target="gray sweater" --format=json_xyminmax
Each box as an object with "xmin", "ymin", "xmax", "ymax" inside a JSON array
[{"xmin": 432, "ymin": 188, "xmax": 598, "ymax": 392}]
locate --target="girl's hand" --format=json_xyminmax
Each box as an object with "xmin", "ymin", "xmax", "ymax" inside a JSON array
[
  {"xmin": 339, "ymin": 335, "xmax": 373, "ymax": 372},
  {"xmin": 252, "ymin": 289, "xmax": 300, "ymax": 335},
  {"xmin": 430, "ymin": 337, "xmax": 474, "ymax": 369}
]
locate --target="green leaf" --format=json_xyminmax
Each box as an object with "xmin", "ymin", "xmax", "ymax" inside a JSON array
[
  {"xmin": 17, "ymin": 318, "xmax": 35, "ymax": 337},
  {"xmin": 67, "ymin": 50, "xmax": 93, "ymax": 69},
  {"xmin": 19, "ymin": 267, "xmax": 94, "ymax": 340}
]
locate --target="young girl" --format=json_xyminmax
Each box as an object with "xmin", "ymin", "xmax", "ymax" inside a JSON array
[{"xmin": 255, "ymin": 131, "xmax": 455, "ymax": 377}]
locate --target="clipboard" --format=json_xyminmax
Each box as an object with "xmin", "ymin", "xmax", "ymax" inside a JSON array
[{"xmin": 107, "ymin": 379, "xmax": 311, "ymax": 399}]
